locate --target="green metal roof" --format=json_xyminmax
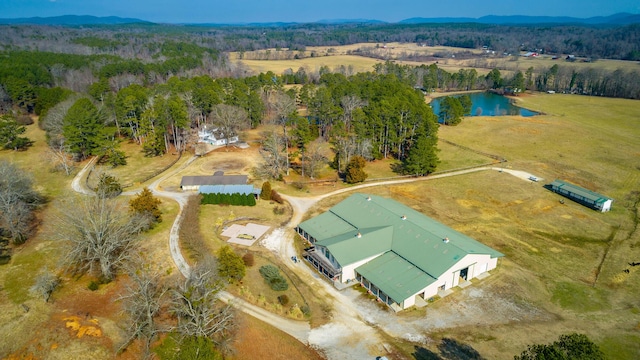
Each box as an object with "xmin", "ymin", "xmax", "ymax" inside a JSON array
[
  {"xmin": 315, "ymin": 226, "xmax": 393, "ymax": 266},
  {"xmin": 550, "ymin": 179, "xmax": 611, "ymax": 205},
  {"xmin": 298, "ymin": 211, "xmax": 357, "ymax": 241},
  {"xmin": 297, "ymin": 193, "xmax": 504, "ymax": 298},
  {"xmin": 356, "ymin": 251, "xmax": 437, "ymax": 304}
]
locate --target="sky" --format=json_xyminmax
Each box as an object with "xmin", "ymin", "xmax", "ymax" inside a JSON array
[{"xmin": 1, "ymin": 0, "xmax": 639, "ymax": 23}]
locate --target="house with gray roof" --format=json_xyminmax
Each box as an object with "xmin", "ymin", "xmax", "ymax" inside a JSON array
[
  {"xmin": 296, "ymin": 193, "xmax": 503, "ymax": 311},
  {"xmin": 180, "ymin": 173, "xmax": 248, "ymax": 191}
]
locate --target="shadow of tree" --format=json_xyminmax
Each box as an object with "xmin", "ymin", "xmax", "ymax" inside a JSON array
[
  {"xmin": 438, "ymin": 338, "xmax": 485, "ymax": 360},
  {"xmin": 412, "ymin": 345, "xmax": 441, "ymax": 360}
]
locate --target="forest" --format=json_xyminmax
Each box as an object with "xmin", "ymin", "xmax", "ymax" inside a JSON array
[{"xmin": 0, "ymin": 20, "xmax": 639, "ymax": 178}]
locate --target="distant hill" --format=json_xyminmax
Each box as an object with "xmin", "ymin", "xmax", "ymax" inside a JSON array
[
  {"xmin": 315, "ymin": 19, "xmax": 387, "ymax": 25},
  {"xmin": 400, "ymin": 12, "xmax": 640, "ymax": 25},
  {"xmin": 0, "ymin": 15, "xmax": 151, "ymax": 25}
]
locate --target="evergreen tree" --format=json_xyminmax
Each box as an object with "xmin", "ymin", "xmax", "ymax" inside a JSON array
[
  {"xmin": 63, "ymin": 98, "xmax": 103, "ymax": 160},
  {"xmin": 439, "ymin": 96, "xmax": 464, "ymax": 126},
  {"xmin": 345, "ymin": 155, "xmax": 368, "ymax": 184},
  {"xmin": 0, "ymin": 114, "xmax": 32, "ymax": 150},
  {"xmin": 129, "ymin": 187, "xmax": 162, "ymax": 226},
  {"xmin": 217, "ymin": 246, "xmax": 245, "ymax": 283},
  {"xmin": 96, "ymin": 173, "xmax": 123, "ymax": 198},
  {"xmin": 403, "ymin": 129, "xmax": 439, "ymax": 176},
  {"xmin": 515, "ymin": 333, "xmax": 604, "ymax": 360},
  {"xmin": 260, "ymin": 182, "xmax": 272, "ymax": 200},
  {"xmin": 458, "ymin": 95, "xmax": 472, "ymax": 116}
]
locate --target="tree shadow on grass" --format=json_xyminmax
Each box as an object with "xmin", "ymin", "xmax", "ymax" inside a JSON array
[
  {"xmin": 412, "ymin": 345, "xmax": 441, "ymax": 360},
  {"xmin": 438, "ymin": 338, "xmax": 485, "ymax": 360}
]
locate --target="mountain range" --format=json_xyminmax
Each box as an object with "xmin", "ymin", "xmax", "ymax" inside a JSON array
[{"xmin": 0, "ymin": 13, "xmax": 638, "ymax": 26}]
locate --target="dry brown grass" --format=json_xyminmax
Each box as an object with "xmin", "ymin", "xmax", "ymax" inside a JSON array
[
  {"xmin": 292, "ymin": 93, "xmax": 640, "ymax": 359},
  {"xmin": 231, "ymin": 312, "xmax": 324, "ymax": 360},
  {"xmin": 88, "ymin": 141, "xmax": 180, "ymax": 188}
]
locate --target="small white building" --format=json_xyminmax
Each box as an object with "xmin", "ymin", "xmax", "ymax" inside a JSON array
[
  {"xmin": 198, "ymin": 127, "xmax": 239, "ymax": 146},
  {"xmin": 296, "ymin": 194, "xmax": 504, "ymax": 311}
]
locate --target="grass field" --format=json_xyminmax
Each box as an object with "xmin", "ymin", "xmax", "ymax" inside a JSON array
[
  {"xmin": 296, "ymin": 93, "xmax": 640, "ymax": 359},
  {"xmin": 232, "ymin": 41, "xmax": 640, "ymax": 78},
  {"xmin": 2, "ymin": 89, "xmax": 640, "ymax": 358}
]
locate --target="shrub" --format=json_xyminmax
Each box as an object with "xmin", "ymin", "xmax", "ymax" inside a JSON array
[
  {"xmin": 217, "ymin": 246, "xmax": 246, "ymax": 283},
  {"xmin": 242, "ymin": 252, "xmax": 255, "ymax": 267},
  {"xmin": 259, "ymin": 264, "xmax": 289, "ymax": 291},
  {"xmin": 291, "ymin": 181, "xmax": 306, "ymax": 190},
  {"xmin": 300, "ymin": 304, "xmax": 311, "ymax": 316},
  {"xmin": 277, "ymin": 294, "xmax": 289, "ymax": 305},
  {"xmin": 271, "ymin": 190, "xmax": 284, "ymax": 204},
  {"xmin": 201, "ymin": 192, "xmax": 256, "ymax": 206},
  {"xmin": 16, "ymin": 114, "xmax": 34, "ymax": 125},
  {"xmin": 96, "ymin": 173, "xmax": 122, "ymax": 198},
  {"xmin": 260, "ymin": 181, "xmax": 272, "ymax": 200},
  {"xmin": 88, "ymin": 281, "xmax": 99, "ymax": 291},
  {"xmin": 345, "ymin": 155, "xmax": 368, "ymax": 184},
  {"xmin": 273, "ymin": 206, "xmax": 286, "ymax": 215}
]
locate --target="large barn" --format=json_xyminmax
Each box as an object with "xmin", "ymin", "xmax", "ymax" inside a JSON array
[{"xmin": 296, "ymin": 193, "xmax": 503, "ymax": 311}]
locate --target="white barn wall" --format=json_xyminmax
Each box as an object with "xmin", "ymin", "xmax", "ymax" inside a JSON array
[
  {"xmin": 341, "ymin": 253, "xmax": 386, "ymax": 282},
  {"xmin": 401, "ymin": 254, "xmax": 499, "ymax": 306}
]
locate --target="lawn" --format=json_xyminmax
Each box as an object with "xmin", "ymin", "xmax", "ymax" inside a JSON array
[
  {"xmin": 296, "ymin": 93, "xmax": 640, "ymax": 358},
  {"xmin": 87, "ymin": 140, "xmax": 180, "ymax": 189}
]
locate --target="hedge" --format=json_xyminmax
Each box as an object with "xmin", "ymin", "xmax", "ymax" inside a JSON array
[{"xmin": 200, "ymin": 192, "xmax": 256, "ymax": 206}]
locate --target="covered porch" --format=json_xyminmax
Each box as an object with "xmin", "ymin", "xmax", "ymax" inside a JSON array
[{"xmin": 303, "ymin": 247, "xmax": 341, "ymax": 281}]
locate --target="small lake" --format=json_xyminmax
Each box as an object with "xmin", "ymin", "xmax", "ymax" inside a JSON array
[{"xmin": 429, "ymin": 92, "xmax": 538, "ymax": 118}]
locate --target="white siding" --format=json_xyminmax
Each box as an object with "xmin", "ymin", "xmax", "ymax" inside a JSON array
[
  {"xmin": 400, "ymin": 254, "xmax": 499, "ymax": 308},
  {"xmin": 340, "ymin": 253, "xmax": 385, "ymax": 283}
]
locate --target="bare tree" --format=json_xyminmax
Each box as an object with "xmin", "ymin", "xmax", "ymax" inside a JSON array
[
  {"xmin": 30, "ymin": 267, "xmax": 60, "ymax": 303},
  {"xmin": 170, "ymin": 258, "xmax": 235, "ymax": 343},
  {"xmin": 56, "ymin": 196, "xmax": 149, "ymax": 281},
  {"xmin": 0, "ymin": 161, "xmax": 41, "ymax": 244},
  {"xmin": 270, "ymin": 92, "xmax": 297, "ymax": 175},
  {"xmin": 255, "ymin": 131, "xmax": 287, "ymax": 179},
  {"xmin": 118, "ymin": 264, "xmax": 169, "ymax": 358},
  {"xmin": 208, "ymin": 104, "xmax": 249, "ymax": 146},
  {"xmin": 40, "ymin": 94, "xmax": 82, "ymax": 147},
  {"xmin": 46, "ymin": 142, "xmax": 75, "ymax": 176},
  {"xmin": 340, "ymin": 95, "xmax": 367, "ymax": 133},
  {"xmin": 303, "ymin": 139, "xmax": 329, "ymax": 179}
]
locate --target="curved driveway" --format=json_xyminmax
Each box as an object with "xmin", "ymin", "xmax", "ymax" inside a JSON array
[{"xmin": 73, "ymin": 156, "xmax": 538, "ymax": 357}]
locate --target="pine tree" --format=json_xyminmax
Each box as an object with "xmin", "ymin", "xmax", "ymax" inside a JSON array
[
  {"xmin": 345, "ymin": 156, "xmax": 368, "ymax": 184},
  {"xmin": 217, "ymin": 246, "xmax": 245, "ymax": 283},
  {"xmin": 129, "ymin": 187, "xmax": 162, "ymax": 225},
  {"xmin": 63, "ymin": 98, "xmax": 104, "ymax": 160},
  {"xmin": 403, "ymin": 132, "xmax": 439, "ymax": 176}
]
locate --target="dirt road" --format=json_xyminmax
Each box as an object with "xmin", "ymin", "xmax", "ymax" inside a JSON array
[{"xmin": 73, "ymin": 156, "xmax": 543, "ymax": 359}]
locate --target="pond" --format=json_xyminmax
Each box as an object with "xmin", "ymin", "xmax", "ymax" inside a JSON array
[{"xmin": 429, "ymin": 92, "xmax": 538, "ymax": 118}]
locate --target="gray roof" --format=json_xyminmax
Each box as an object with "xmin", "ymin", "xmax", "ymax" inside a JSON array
[
  {"xmin": 199, "ymin": 185, "xmax": 257, "ymax": 196},
  {"xmin": 180, "ymin": 175, "xmax": 248, "ymax": 187}
]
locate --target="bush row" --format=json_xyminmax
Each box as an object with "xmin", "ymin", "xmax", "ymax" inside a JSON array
[{"xmin": 200, "ymin": 192, "xmax": 256, "ymax": 206}]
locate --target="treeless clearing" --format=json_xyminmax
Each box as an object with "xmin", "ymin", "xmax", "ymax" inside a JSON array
[
  {"xmin": 232, "ymin": 313, "xmax": 325, "ymax": 360},
  {"xmin": 231, "ymin": 41, "xmax": 639, "ymax": 78},
  {"xmin": 236, "ymin": 54, "xmax": 381, "ymax": 75}
]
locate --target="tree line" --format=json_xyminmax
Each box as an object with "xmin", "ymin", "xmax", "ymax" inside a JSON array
[{"xmin": 1, "ymin": 21, "xmax": 638, "ymax": 61}]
